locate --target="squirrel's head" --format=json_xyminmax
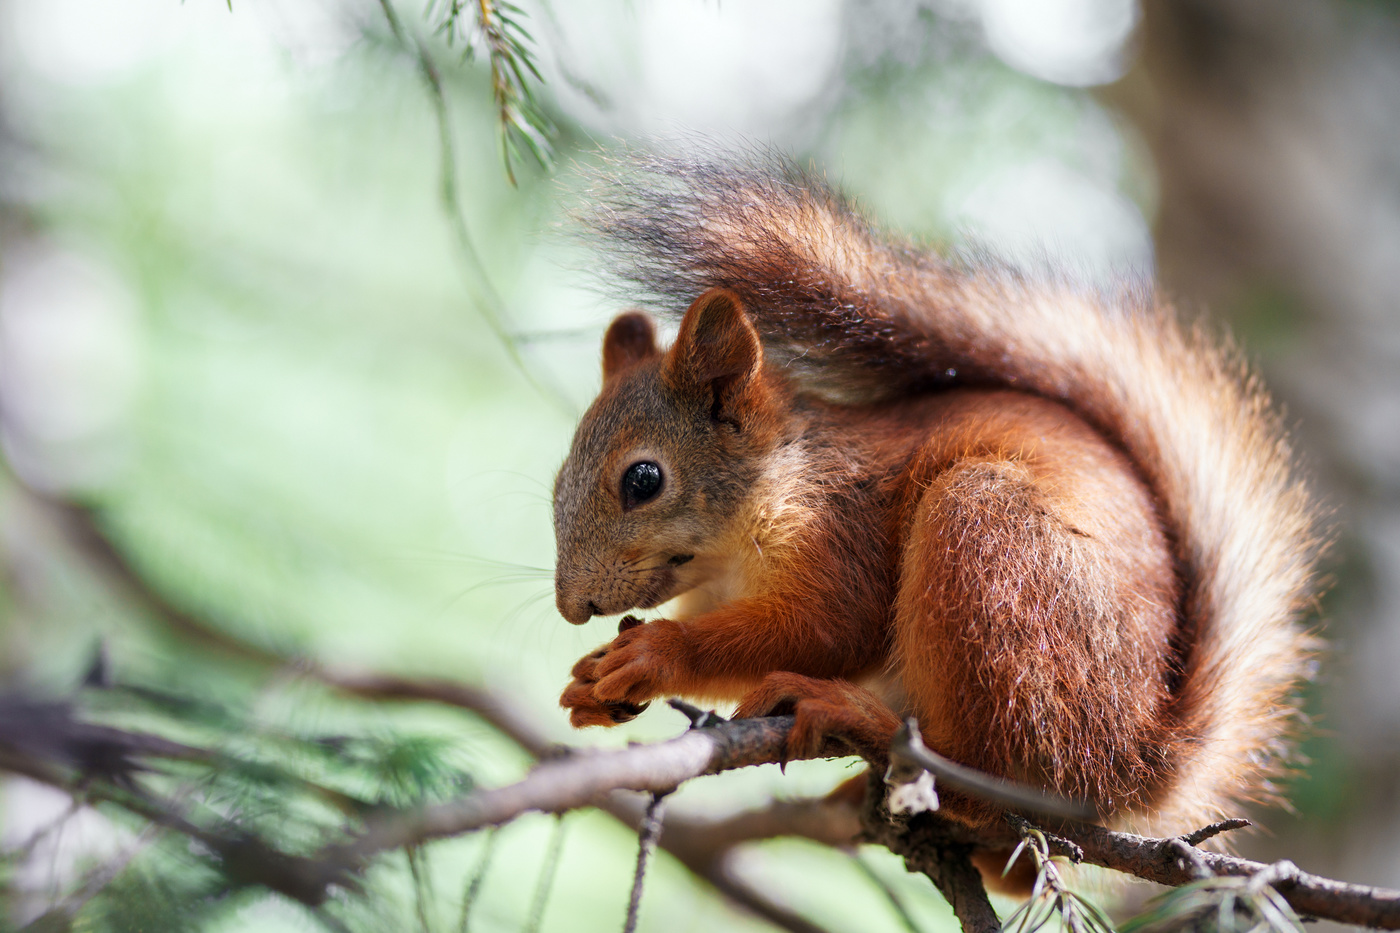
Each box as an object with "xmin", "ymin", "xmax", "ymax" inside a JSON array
[{"xmin": 553, "ymin": 288, "xmax": 779, "ymax": 625}]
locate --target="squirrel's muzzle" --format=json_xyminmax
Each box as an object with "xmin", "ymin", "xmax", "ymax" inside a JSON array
[
  {"xmin": 555, "ymin": 557, "xmax": 679, "ymax": 625},
  {"xmin": 556, "ymin": 587, "xmax": 596, "ymax": 626}
]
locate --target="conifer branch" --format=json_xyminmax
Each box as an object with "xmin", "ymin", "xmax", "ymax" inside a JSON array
[
  {"xmin": 18, "ymin": 491, "xmax": 1400, "ymax": 931},
  {"xmin": 374, "ymin": 0, "xmax": 568, "ymax": 408},
  {"xmin": 424, "ymin": 0, "xmax": 555, "ymax": 184}
]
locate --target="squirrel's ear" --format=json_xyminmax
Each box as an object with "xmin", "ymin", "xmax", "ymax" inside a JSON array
[
  {"xmin": 601, "ymin": 312, "xmax": 659, "ymax": 384},
  {"xmin": 663, "ymin": 288, "xmax": 762, "ymax": 396}
]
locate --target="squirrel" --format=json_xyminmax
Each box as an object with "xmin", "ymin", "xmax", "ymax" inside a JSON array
[{"xmin": 551, "ymin": 153, "xmax": 1320, "ymax": 866}]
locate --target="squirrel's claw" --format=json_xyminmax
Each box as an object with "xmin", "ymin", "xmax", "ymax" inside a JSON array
[
  {"xmin": 567, "ymin": 699, "xmax": 622, "ymax": 728},
  {"xmin": 561, "ymin": 679, "xmax": 648, "ymax": 726},
  {"xmin": 605, "ymin": 699, "xmax": 650, "ymax": 723},
  {"xmin": 736, "ymin": 672, "xmax": 902, "ymax": 767},
  {"xmin": 561, "ymin": 620, "xmax": 679, "ymax": 726}
]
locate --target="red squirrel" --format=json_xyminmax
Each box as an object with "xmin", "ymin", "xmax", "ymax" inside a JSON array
[{"xmin": 551, "ymin": 154, "xmax": 1320, "ymax": 848}]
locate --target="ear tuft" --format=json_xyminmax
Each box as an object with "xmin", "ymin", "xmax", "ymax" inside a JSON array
[
  {"xmin": 602, "ymin": 312, "xmax": 658, "ymax": 383},
  {"xmin": 663, "ymin": 288, "xmax": 762, "ymax": 390}
]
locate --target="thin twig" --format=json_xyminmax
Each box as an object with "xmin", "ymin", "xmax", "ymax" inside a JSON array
[
  {"xmin": 890, "ymin": 719, "xmax": 1098, "ymax": 823},
  {"xmin": 523, "ymin": 814, "xmax": 567, "ymax": 933},
  {"xmin": 623, "ymin": 793, "xmax": 668, "ymax": 933},
  {"xmin": 408, "ymin": 844, "xmax": 437, "ymax": 933},
  {"xmin": 1182, "ymin": 818, "xmax": 1253, "ymax": 847},
  {"xmin": 1003, "ymin": 813, "xmax": 1083, "ymax": 864},
  {"xmin": 459, "ymin": 826, "xmax": 500, "ymax": 932},
  {"xmin": 613, "ymin": 792, "xmax": 847, "ymax": 933}
]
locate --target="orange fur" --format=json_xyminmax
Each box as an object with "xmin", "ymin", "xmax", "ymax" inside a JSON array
[{"xmin": 552, "ymin": 155, "xmax": 1321, "ymax": 860}]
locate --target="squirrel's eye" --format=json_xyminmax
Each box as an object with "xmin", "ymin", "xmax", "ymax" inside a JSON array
[{"xmin": 621, "ymin": 461, "xmax": 663, "ymax": 509}]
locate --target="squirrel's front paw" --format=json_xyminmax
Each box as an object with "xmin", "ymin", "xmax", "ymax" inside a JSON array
[{"xmin": 559, "ymin": 617, "xmax": 686, "ymax": 728}]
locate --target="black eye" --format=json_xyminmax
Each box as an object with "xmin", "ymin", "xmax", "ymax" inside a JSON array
[{"xmin": 621, "ymin": 461, "xmax": 663, "ymax": 509}]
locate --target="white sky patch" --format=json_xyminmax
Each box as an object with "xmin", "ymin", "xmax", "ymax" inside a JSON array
[
  {"xmin": 535, "ymin": 0, "xmax": 845, "ymax": 143},
  {"xmin": 1, "ymin": 0, "xmax": 355, "ymax": 90},
  {"xmin": 978, "ymin": 0, "xmax": 1139, "ymax": 87},
  {"xmin": 3, "ymin": 0, "xmax": 185, "ymax": 87},
  {"xmin": 947, "ymin": 157, "xmax": 1153, "ymax": 282},
  {"xmin": 0, "ymin": 243, "xmax": 142, "ymax": 493},
  {"xmin": 2, "ymin": 777, "xmax": 131, "ymax": 926}
]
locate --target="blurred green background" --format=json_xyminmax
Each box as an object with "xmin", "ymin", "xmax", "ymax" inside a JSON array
[{"xmin": 2, "ymin": 0, "xmax": 1399, "ymax": 931}]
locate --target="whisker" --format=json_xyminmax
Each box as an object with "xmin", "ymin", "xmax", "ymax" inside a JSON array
[
  {"xmin": 454, "ymin": 575, "xmax": 555, "ymax": 596},
  {"xmin": 484, "ymin": 587, "xmax": 561, "ymax": 658},
  {"xmin": 394, "ymin": 548, "xmax": 553, "ymax": 576},
  {"xmin": 464, "ymin": 469, "xmax": 555, "ymax": 497},
  {"xmin": 504, "ymin": 589, "xmax": 559, "ymax": 627},
  {"xmin": 422, "ymin": 572, "xmax": 552, "ymax": 627}
]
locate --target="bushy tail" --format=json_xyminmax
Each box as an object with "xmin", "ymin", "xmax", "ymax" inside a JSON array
[{"xmin": 582, "ymin": 151, "xmax": 1322, "ymax": 831}]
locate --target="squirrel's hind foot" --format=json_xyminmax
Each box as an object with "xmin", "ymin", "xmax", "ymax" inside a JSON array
[{"xmin": 734, "ymin": 673, "xmax": 902, "ymax": 767}]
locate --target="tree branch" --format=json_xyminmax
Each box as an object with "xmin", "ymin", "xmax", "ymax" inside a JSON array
[
  {"xmin": 857, "ymin": 780, "xmax": 1001, "ymax": 933},
  {"xmin": 332, "ymin": 715, "xmax": 834, "ymax": 860},
  {"xmin": 25, "ymin": 492, "xmax": 843, "ymax": 933},
  {"xmin": 1059, "ymin": 822, "xmax": 1400, "ymax": 929},
  {"xmin": 25, "ymin": 492, "xmax": 1400, "ymax": 930},
  {"xmin": 891, "ymin": 719, "xmax": 1097, "ymax": 823},
  {"xmin": 0, "ymin": 722, "xmax": 356, "ymax": 908}
]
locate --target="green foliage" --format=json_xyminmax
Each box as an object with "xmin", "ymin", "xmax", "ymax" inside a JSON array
[
  {"xmin": 1120, "ymin": 877, "xmax": 1305, "ymax": 933},
  {"xmin": 999, "ymin": 827, "xmax": 1115, "ymax": 933},
  {"xmin": 0, "ymin": 671, "xmax": 483, "ymax": 933},
  {"xmin": 51, "ymin": 853, "xmax": 233, "ymax": 933},
  {"xmin": 425, "ymin": 0, "xmax": 556, "ymax": 184},
  {"xmin": 1000, "ymin": 888, "xmax": 1116, "ymax": 933}
]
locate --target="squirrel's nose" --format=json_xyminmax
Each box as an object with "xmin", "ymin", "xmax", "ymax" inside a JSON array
[{"xmin": 556, "ymin": 590, "xmax": 597, "ymax": 625}]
